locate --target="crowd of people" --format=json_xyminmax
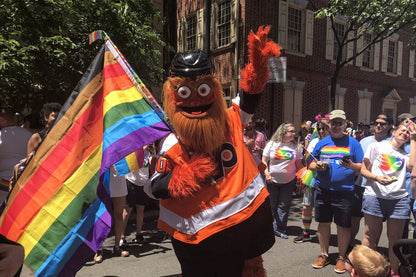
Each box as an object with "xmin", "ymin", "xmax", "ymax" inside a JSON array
[
  {"xmin": 2, "ymin": 102, "xmax": 416, "ymax": 277},
  {"xmin": 242, "ymin": 110, "xmax": 416, "ymax": 277}
]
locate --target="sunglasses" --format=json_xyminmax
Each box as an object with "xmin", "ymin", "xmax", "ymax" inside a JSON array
[
  {"xmin": 375, "ymin": 122, "xmax": 387, "ymax": 127},
  {"xmin": 345, "ymin": 255, "xmax": 354, "ymax": 268}
]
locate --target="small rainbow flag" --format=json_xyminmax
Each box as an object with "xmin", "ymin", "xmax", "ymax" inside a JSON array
[
  {"xmin": 296, "ymin": 167, "xmax": 317, "ymax": 189},
  {"xmin": 309, "ymin": 125, "xmax": 318, "ymax": 142},
  {"xmin": 0, "ymin": 33, "xmax": 171, "ymax": 276}
]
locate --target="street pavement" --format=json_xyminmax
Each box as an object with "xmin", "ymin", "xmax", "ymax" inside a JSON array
[{"xmin": 20, "ymin": 194, "xmax": 413, "ymax": 277}]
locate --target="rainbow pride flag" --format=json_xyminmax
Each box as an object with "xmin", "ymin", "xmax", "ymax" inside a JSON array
[
  {"xmin": 303, "ymin": 148, "xmax": 318, "ymax": 168},
  {"xmin": 0, "ymin": 34, "xmax": 171, "ymax": 276},
  {"xmin": 309, "ymin": 125, "xmax": 318, "ymax": 142},
  {"xmin": 296, "ymin": 167, "xmax": 317, "ymax": 189}
]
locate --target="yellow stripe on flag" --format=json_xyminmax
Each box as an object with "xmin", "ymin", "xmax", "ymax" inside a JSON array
[
  {"xmin": 103, "ymin": 86, "xmax": 143, "ymax": 114},
  {"xmin": 18, "ymin": 145, "xmax": 102, "ymax": 257}
]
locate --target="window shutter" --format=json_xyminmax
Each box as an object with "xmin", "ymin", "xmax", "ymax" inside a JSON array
[
  {"xmin": 278, "ymin": 0, "xmax": 288, "ymax": 50},
  {"xmin": 325, "ymin": 18, "xmax": 334, "ymax": 60},
  {"xmin": 397, "ymin": 41, "xmax": 403, "ymax": 76},
  {"xmin": 210, "ymin": 3, "xmax": 218, "ymax": 51},
  {"xmin": 381, "ymin": 39, "xmax": 388, "ymax": 72},
  {"xmin": 374, "ymin": 42, "xmax": 380, "ymax": 71},
  {"xmin": 197, "ymin": 9, "xmax": 205, "ymax": 50},
  {"xmin": 177, "ymin": 18, "xmax": 186, "ymax": 52},
  {"xmin": 305, "ymin": 9, "xmax": 314, "ymax": 56},
  {"xmin": 409, "ymin": 50, "xmax": 415, "ymax": 78},
  {"xmin": 230, "ymin": 0, "xmax": 237, "ymax": 44},
  {"xmin": 347, "ymin": 32, "xmax": 354, "ymax": 65},
  {"xmin": 356, "ymin": 36, "xmax": 363, "ymax": 67},
  {"xmin": 177, "ymin": 19, "xmax": 183, "ymax": 52}
]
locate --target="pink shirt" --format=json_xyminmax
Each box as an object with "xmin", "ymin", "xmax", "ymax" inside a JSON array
[{"xmin": 243, "ymin": 130, "xmax": 267, "ymax": 165}]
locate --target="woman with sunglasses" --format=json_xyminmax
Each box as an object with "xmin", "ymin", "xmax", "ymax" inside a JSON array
[
  {"xmin": 345, "ymin": 245, "xmax": 390, "ymax": 277},
  {"xmin": 262, "ymin": 123, "xmax": 303, "ymax": 239},
  {"xmin": 360, "ymin": 123, "xmax": 416, "ymax": 276}
]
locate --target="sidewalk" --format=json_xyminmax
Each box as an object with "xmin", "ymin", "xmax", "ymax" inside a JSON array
[{"xmin": 20, "ymin": 194, "xmax": 413, "ymax": 276}]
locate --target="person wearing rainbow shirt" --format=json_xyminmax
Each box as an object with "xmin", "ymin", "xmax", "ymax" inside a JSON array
[{"xmin": 309, "ymin": 110, "xmax": 363, "ymax": 274}]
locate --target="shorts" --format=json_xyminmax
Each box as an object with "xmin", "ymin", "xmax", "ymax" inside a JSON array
[
  {"xmin": 126, "ymin": 180, "xmax": 150, "ymax": 207},
  {"xmin": 362, "ymin": 195, "xmax": 411, "ymax": 221},
  {"xmin": 109, "ymin": 167, "xmax": 127, "ymax": 198},
  {"xmin": 314, "ymin": 186, "xmax": 354, "ymax": 228},
  {"xmin": 171, "ymin": 199, "xmax": 275, "ymax": 277},
  {"xmin": 302, "ymin": 187, "xmax": 314, "ymax": 207},
  {"xmin": 351, "ymin": 185, "xmax": 365, "ymax": 218}
]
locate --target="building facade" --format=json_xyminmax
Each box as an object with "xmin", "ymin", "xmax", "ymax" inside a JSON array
[{"xmin": 173, "ymin": 0, "xmax": 416, "ymax": 133}]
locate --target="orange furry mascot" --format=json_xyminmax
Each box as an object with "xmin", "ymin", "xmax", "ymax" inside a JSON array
[{"xmin": 145, "ymin": 26, "xmax": 281, "ymax": 276}]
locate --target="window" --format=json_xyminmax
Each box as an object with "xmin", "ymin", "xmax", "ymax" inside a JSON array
[
  {"xmin": 218, "ymin": 0, "xmax": 231, "ymax": 47},
  {"xmin": 211, "ymin": 0, "xmax": 237, "ymax": 50},
  {"xmin": 186, "ymin": 15, "xmax": 197, "ymax": 51},
  {"xmin": 362, "ymin": 33, "xmax": 374, "ymax": 68},
  {"xmin": 287, "ymin": 7, "xmax": 304, "ymax": 52},
  {"xmin": 387, "ymin": 40, "xmax": 397, "ymax": 73},
  {"xmin": 278, "ymin": 1, "xmax": 314, "ymax": 55},
  {"xmin": 333, "ymin": 22, "xmax": 346, "ymax": 61},
  {"xmin": 381, "ymin": 36, "xmax": 402, "ymax": 75}
]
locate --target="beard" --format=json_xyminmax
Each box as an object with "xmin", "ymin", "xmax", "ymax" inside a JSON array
[{"xmin": 170, "ymin": 102, "xmax": 229, "ymax": 156}]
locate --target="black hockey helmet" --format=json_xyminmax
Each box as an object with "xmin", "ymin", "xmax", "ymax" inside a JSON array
[{"xmin": 169, "ymin": 50, "xmax": 214, "ymax": 78}]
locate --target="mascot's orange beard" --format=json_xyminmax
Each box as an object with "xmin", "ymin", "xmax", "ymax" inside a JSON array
[{"xmin": 163, "ymin": 77, "xmax": 231, "ymax": 157}]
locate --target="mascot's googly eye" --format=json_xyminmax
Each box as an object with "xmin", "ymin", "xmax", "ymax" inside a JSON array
[
  {"xmin": 177, "ymin": 86, "xmax": 192, "ymax": 99},
  {"xmin": 197, "ymin": 84, "xmax": 211, "ymax": 97}
]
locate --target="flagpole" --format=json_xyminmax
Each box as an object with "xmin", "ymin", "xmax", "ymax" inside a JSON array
[{"xmin": 89, "ymin": 30, "xmax": 174, "ymax": 132}]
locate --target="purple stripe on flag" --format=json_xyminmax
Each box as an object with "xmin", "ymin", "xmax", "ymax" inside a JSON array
[{"xmin": 100, "ymin": 121, "xmax": 170, "ymax": 174}]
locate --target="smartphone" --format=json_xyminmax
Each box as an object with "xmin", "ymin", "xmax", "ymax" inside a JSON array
[
  {"xmin": 342, "ymin": 155, "xmax": 351, "ymax": 163},
  {"xmin": 403, "ymin": 118, "xmax": 415, "ymax": 129}
]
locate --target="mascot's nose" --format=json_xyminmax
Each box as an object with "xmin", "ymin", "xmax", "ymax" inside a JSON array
[{"xmin": 169, "ymin": 50, "xmax": 215, "ymax": 78}]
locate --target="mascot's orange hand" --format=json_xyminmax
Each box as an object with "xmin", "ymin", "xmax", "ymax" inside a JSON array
[
  {"xmin": 168, "ymin": 154, "xmax": 218, "ymax": 198},
  {"xmin": 240, "ymin": 25, "xmax": 281, "ymax": 94}
]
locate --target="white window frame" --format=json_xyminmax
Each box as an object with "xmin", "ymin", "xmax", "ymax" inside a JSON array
[
  {"xmin": 325, "ymin": 18, "xmax": 353, "ymax": 64},
  {"xmin": 177, "ymin": 10, "xmax": 205, "ymax": 52},
  {"xmin": 278, "ymin": 0, "xmax": 314, "ymax": 56},
  {"xmin": 211, "ymin": 0, "xmax": 237, "ymax": 51},
  {"xmin": 381, "ymin": 36, "xmax": 402, "ymax": 76}
]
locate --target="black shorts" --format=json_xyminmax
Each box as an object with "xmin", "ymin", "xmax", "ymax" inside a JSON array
[
  {"xmin": 351, "ymin": 185, "xmax": 365, "ymax": 218},
  {"xmin": 125, "ymin": 180, "xmax": 150, "ymax": 207},
  {"xmin": 171, "ymin": 199, "xmax": 275, "ymax": 277},
  {"xmin": 314, "ymin": 186, "xmax": 354, "ymax": 228}
]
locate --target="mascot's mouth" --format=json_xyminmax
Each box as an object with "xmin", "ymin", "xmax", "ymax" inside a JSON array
[{"xmin": 180, "ymin": 104, "xmax": 212, "ymax": 118}]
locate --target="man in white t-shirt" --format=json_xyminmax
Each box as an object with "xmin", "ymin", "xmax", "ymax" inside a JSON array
[{"xmin": 0, "ymin": 108, "xmax": 32, "ymax": 201}]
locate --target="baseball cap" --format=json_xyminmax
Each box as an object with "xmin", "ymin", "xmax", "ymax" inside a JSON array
[
  {"xmin": 329, "ymin": 110, "xmax": 346, "ymax": 120},
  {"xmin": 397, "ymin": 113, "xmax": 415, "ymax": 122}
]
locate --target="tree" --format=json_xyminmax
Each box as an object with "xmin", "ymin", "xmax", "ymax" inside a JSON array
[
  {"xmin": 0, "ymin": 0, "xmax": 166, "ymax": 114},
  {"xmin": 310, "ymin": 0, "xmax": 416, "ymax": 110}
]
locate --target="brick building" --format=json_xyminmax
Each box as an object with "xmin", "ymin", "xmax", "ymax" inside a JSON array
[{"xmin": 171, "ymin": 0, "xmax": 416, "ymax": 133}]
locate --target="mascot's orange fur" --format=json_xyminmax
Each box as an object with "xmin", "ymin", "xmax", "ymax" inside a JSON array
[{"xmin": 148, "ymin": 26, "xmax": 281, "ymax": 277}]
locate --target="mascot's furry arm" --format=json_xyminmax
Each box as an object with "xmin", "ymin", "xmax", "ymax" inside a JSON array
[
  {"xmin": 148, "ymin": 152, "xmax": 218, "ymax": 199},
  {"xmin": 240, "ymin": 25, "xmax": 281, "ymax": 95}
]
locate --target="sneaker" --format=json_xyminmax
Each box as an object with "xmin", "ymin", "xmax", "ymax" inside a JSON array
[
  {"xmin": 293, "ymin": 233, "xmax": 311, "ymax": 243},
  {"xmin": 113, "ymin": 245, "xmax": 129, "ymax": 257},
  {"xmin": 274, "ymin": 230, "xmax": 288, "ymax": 239},
  {"xmin": 120, "ymin": 238, "xmax": 129, "ymax": 247},
  {"xmin": 312, "ymin": 254, "xmax": 330, "ymax": 269},
  {"xmin": 132, "ymin": 234, "xmax": 149, "ymax": 244},
  {"xmin": 335, "ymin": 257, "xmax": 346, "ymax": 274}
]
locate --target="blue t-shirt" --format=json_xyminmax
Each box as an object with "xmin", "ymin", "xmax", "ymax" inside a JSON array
[{"xmin": 312, "ymin": 135, "xmax": 364, "ymax": 191}]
